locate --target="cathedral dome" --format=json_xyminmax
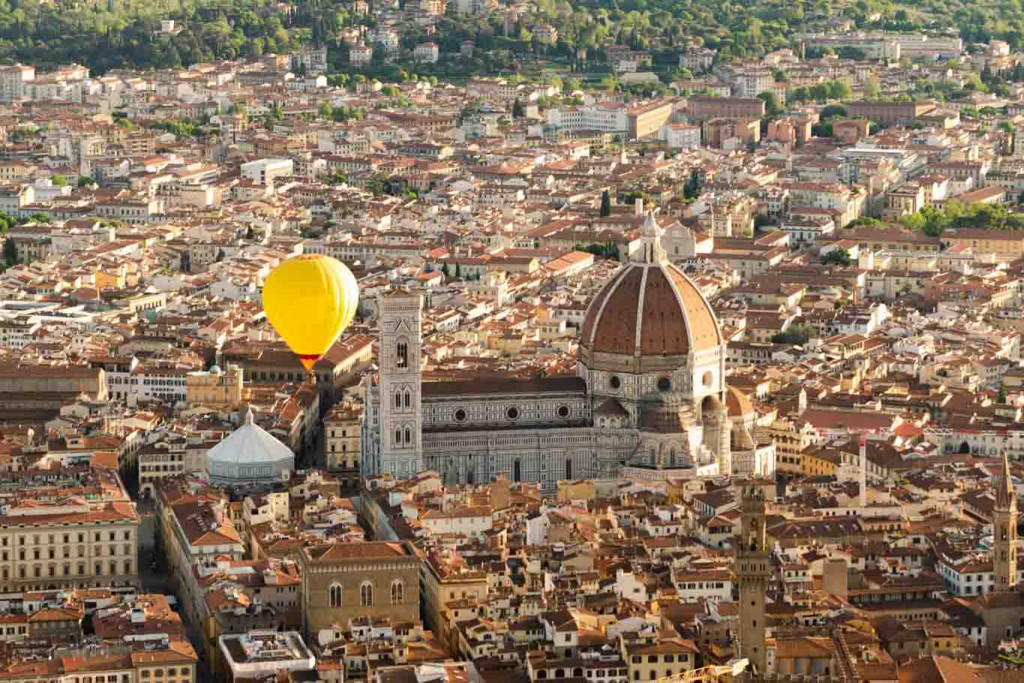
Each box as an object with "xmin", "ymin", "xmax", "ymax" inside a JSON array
[{"xmin": 579, "ymin": 212, "xmax": 723, "ymax": 372}]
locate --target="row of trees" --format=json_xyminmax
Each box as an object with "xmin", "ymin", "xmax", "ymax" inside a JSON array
[
  {"xmin": 4, "ymin": 0, "xmax": 1024, "ymax": 82},
  {"xmin": 0, "ymin": 0, "xmax": 317, "ymax": 72},
  {"xmin": 900, "ymin": 201, "xmax": 1024, "ymax": 236}
]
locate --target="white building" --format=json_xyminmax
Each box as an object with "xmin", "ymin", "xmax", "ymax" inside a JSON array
[
  {"xmin": 420, "ymin": 506, "xmax": 493, "ymax": 537},
  {"xmin": 0, "ymin": 64, "xmax": 34, "ymax": 101},
  {"xmin": 546, "ymin": 102, "xmax": 628, "ymax": 136},
  {"xmin": 415, "ymin": 42, "xmax": 439, "ymax": 63},
  {"xmin": 673, "ymin": 570, "xmax": 733, "ymax": 602},
  {"xmin": 240, "ymin": 158, "xmax": 294, "ymax": 186},
  {"xmin": 780, "ymin": 216, "xmax": 836, "ymax": 244},
  {"xmin": 219, "ymin": 631, "xmax": 315, "ymax": 683},
  {"xmin": 350, "ymin": 45, "xmax": 373, "ymax": 66},
  {"xmin": 660, "ymin": 123, "xmax": 701, "ymax": 150}
]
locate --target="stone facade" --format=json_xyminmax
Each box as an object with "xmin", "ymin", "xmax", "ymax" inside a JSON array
[
  {"xmin": 994, "ymin": 454, "xmax": 1018, "ymax": 592},
  {"xmin": 737, "ymin": 486, "xmax": 770, "ymax": 674},
  {"xmin": 299, "ymin": 541, "xmax": 420, "ymax": 642},
  {"xmin": 364, "ymin": 212, "xmax": 735, "ymax": 489}
]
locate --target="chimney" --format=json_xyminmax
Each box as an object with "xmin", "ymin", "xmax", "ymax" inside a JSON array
[{"xmin": 634, "ymin": 197, "xmax": 644, "ymax": 217}]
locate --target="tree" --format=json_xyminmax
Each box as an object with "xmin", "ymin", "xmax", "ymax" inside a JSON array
[
  {"xmin": 318, "ymin": 102, "xmax": 333, "ymax": 120},
  {"xmin": 772, "ymin": 324, "xmax": 810, "ymax": 345},
  {"xmin": 441, "ymin": 262, "xmax": 450, "ymax": 277},
  {"xmin": 512, "ymin": 98, "xmax": 525, "ymax": 118},
  {"xmin": 821, "ymin": 247, "xmax": 852, "ymax": 266},
  {"xmin": 578, "ymin": 241, "xmax": 618, "ymax": 260},
  {"xmin": 600, "ymin": 189, "xmax": 612, "ymax": 217},
  {"xmin": 827, "ymin": 81, "xmax": 852, "ymax": 101},
  {"xmin": 77, "ymin": 176, "xmax": 95, "ymax": 188},
  {"xmin": 366, "ymin": 174, "xmax": 389, "ymax": 197},
  {"xmin": 757, "ymin": 91, "xmax": 782, "ymax": 117},
  {"xmin": 50, "ymin": 174, "xmax": 68, "ymax": 187},
  {"xmin": 864, "ymin": 75, "xmax": 883, "ymax": 100},
  {"xmin": 999, "ymin": 382, "xmax": 1008, "ymax": 404},
  {"xmin": 455, "ymin": 263, "xmax": 462, "ymax": 278},
  {"xmin": 981, "ymin": 62, "xmax": 994, "ymax": 84},
  {"xmin": 821, "ymin": 104, "xmax": 847, "ymax": 120},
  {"xmin": 2, "ymin": 239, "xmax": 16, "ymax": 267},
  {"xmin": 847, "ymin": 217, "xmax": 884, "ymax": 228}
]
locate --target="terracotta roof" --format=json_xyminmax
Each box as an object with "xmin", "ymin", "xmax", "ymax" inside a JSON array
[
  {"xmin": 725, "ymin": 385, "xmax": 754, "ymax": 417},
  {"xmin": 581, "ymin": 261, "xmax": 722, "ymax": 361},
  {"xmin": 305, "ymin": 541, "xmax": 411, "ymax": 562}
]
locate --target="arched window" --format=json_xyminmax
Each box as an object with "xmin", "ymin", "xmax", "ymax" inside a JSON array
[
  {"xmin": 404, "ymin": 428, "xmax": 411, "ymax": 444},
  {"xmin": 395, "ymin": 393, "xmax": 401, "ymax": 409},
  {"xmin": 391, "ymin": 579, "xmax": 404, "ymax": 605},
  {"xmin": 404, "ymin": 391, "xmax": 411, "ymax": 408},
  {"xmin": 395, "ymin": 429, "xmax": 402, "ymax": 444},
  {"xmin": 565, "ymin": 458, "xmax": 573, "ymax": 481},
  {"xmin": 360, "ymin": 581, "xmax": 374, "ymax": 607},
  {"xmin": 513, "ymin": 459, "xmax": 521, "ymax": 483},
  {"xmin": 329, "ymin": 583, "xmax": 342, "ymax": 608},
  {"xmin": 397, "ymin": 341, "xmax": 408, "ymax": 369}
]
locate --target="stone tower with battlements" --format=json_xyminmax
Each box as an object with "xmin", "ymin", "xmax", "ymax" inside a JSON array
[{"xmin": 737, "ymin": 485, "xmax": 770, "ymax": 674}]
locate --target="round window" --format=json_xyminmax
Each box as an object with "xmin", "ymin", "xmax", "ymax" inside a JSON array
[
  {"xmin": 609, "ymin": 375, "xmax": 621, "ymax": 390},
  {"xmin": 657, "ymin": 377, "xmax": 672, "ymax": 391},
  {"xmin": 454, "ymin": 409, "xmax": 467, "ymax": 422},
  {"xmin": 702, "ymin": 371, "xmax": 713, "ymax": 387},
  {"xmin": 507, "ymin": 406, "xmax": 519, "ymax": 420},
  {"xmin": 557, "ymin": 405, "xmax": 570, "ymax": 418}
]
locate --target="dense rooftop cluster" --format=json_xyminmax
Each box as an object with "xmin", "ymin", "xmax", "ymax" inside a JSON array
[{"xmin": 3, "ymin": 16, "xmax": 1024, "ymax": 683}]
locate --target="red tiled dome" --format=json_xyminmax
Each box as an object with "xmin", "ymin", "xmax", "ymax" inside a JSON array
[{"xmin": 580, "ymin": 261, "xmax": 723, "ymax": 360}]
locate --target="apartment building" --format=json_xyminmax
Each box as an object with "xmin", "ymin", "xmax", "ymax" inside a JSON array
[
  {"xmin": 685, "ymin": 96, "xmax": 765, "ymax": 122},
  {"xmin": 0, "ymin": 63, "xmax": 35, "ymax": 101},
  {"xmin": 627, "ymin": 99, "xmax": 676, "ymax": 140},
  {"xmin": 844, "ymin": 100, "xmax": 937, "ymax": 125},
  {"xmin": 0, "ymin": 469, "xmax": 140, "ymax": 593},
  {"xmin": 324, "ymin": 401, "xmax": 362, "ymax": 488}
]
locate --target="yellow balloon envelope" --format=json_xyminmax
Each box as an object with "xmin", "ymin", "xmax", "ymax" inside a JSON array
[{"xmin": 262, "ymin": 254, "xmax": 359, "ymax": 372}]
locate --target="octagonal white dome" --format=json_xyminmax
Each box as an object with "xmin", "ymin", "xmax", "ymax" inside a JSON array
[{"xmin": 206, "ymin": 408, "xmax": 294, "ymax": 484}]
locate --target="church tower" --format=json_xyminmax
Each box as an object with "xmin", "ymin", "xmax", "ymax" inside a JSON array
[
  {"xmin": 737, "ymin": 485, "xmax": 770, "ymax": 674},
  {"xmin": 377, "ymin": 289, "xmax": 423, "ymax": 479},
  {"xmin": 994, "ymin": 453, "xmax": 1018, "ymax": 592}
]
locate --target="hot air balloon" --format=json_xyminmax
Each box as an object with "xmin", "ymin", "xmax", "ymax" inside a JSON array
[{"xmin": 262, "ymin": 254, "xmax": 359, "ymax": 373}]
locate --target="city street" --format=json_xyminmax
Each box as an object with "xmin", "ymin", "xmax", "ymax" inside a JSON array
[
  {"xmin": 297, "ymin": 421, "xmax": 326, "ymax": 470},
  {"xmin": 136, "ymin": 500, "xmax": 170, "ymax": 595}
]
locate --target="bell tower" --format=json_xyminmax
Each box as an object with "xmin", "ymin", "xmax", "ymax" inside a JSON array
[
  {"xmin": 737, "ymin": 485, "xmax": 770, "ymax": 674},
  {"xmin": 994, "ymin": 454, "xmax": 1018, "ymax": 592},
  {"xmin": 377, "ymin": 289, "xmax": 423, "ymax": 479}
]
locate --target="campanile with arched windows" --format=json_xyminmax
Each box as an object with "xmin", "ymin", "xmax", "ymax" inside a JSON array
[
  {"xmin": 376, "ymin": 289, "xmax": 424, "ymax": 478},
  {"xmin": 995, "ymin": 453, "xmax": 1018, "ymax": 592}
]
